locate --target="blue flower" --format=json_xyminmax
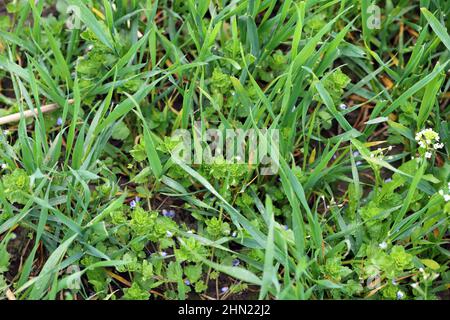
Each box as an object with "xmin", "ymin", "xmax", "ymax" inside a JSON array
[
  {"xmin": 220, "ymin": 286, "xmax": 229, "ymax": 293},
  {"xmin": 184, "ymin": 279, "xmax": 191, "ymax": 286},
  {"xmin": 162, "ymin": 209, "xmax": 175, "ymax": 218},
  {"xmin": 232, "ymin": 259, "xmax": 240, "ymax": 267},
  {"xmin": 130, "ymin": 196, "xmax": 140, "ymax": 209},
  {"xmin": 56, "ymin": 117, "xmax": 63, "ymax": 126}
]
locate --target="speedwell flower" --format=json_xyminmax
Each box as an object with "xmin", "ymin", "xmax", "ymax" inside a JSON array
[{"xmin": 162, "ymin": 209, "xmax": 175, "ymax": 218}]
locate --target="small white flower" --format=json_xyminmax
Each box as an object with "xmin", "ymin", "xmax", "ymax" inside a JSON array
[
  {"xmin": 388, "ymin": 146, "xmax": 393, "ymax": 151},
  {"xmin": 166, "ymin": 231, "xmax": 173, "ymax": 237},
  {"xmin": 396, "ymin": 291, "xmax": 404, "ymax": 300},
  {"xmin": 3, "ymin": 130, "xmax": 9, "ymax": 135},
  {"xmin": 424, "ymin": 151, "xmax": 432, "ymax": 159},
  {"xmin": 379, "ymin": 242, "xmax": 388, "ymax": 250},
  {"xmin": 444, "ymin": 194, "xmax": 450, "ymax": 202},
  {"xmin": 411, "ymin": 282, "xmax": 419, "ymax": 289},
  {"xmin": 419, "ymin": 267, "xmax": 424, "ymax": 273},
  {"xmin": 1, "ymin": 163, "xmax": 7, "ymax": 169},
  {"xmin": 339, "ymin": 104, "xmax": 347, "ymax": 110},
  {"xmin": 370, "ymin": 153, "xmax": 375, "ymax": 158}
]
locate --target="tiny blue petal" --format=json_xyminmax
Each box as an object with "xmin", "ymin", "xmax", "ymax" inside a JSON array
[
  {"xmin": 162, "ymin": 209, "xmax": 175, "ymax": 218},
  {"xmin": 232, "ymin": 259, "xmax": 240, "ymax": 267},
  {"xmin": 130, "ymin": 200, "xmax": 137, "ymax": 208},
  {"xmin": 221, "ymin": 286, "xmax": 229, "ymax": 293},
  {"xmin": 184, "ymin": 280, "xmax": 191, "ymax": 286},
  {"xmin": 56, "ymin": 117, "xmax": 63, "ymax": 126}
]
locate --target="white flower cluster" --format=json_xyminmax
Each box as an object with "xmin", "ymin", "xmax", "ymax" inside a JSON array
[
  {"xmin": 438, "ymin": 183, "xmax": 450, "ymax": 202},
  {"xmin": 415, "ymin": 128, "xmax": 444, "ymax": 159}
]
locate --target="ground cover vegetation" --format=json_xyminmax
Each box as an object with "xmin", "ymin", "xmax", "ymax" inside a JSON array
[{"xmin": 0, "ymin": 0, "xmax": 449, "ymax": 300}]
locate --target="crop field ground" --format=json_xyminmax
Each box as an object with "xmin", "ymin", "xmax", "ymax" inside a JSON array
[{"xmin": 0, "ymin": 0, "xmax": 449, "ymax": 302}]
